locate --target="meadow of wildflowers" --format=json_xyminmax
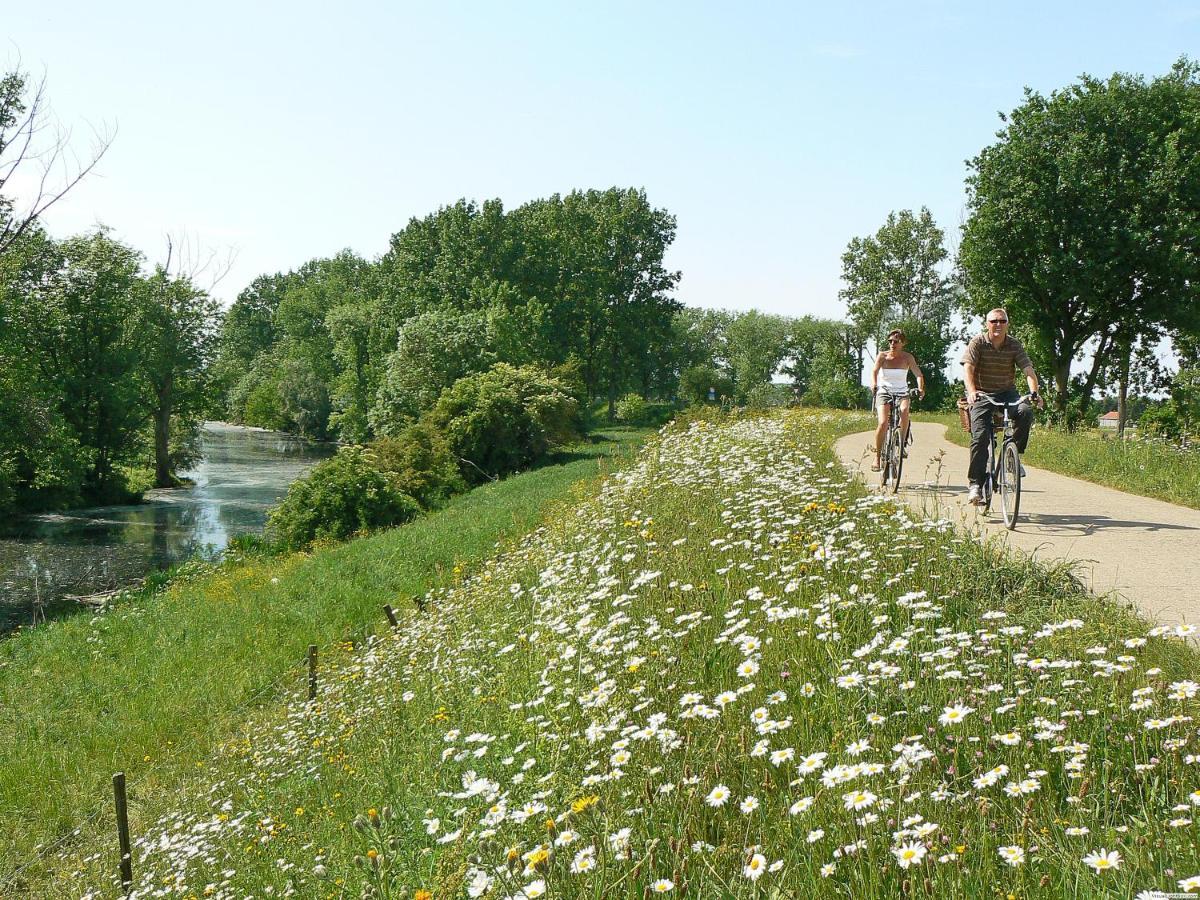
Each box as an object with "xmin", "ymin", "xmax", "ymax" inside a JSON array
[{"xmin": 41, "ymin": 411, "xmax": 1200, "ymax": 898}]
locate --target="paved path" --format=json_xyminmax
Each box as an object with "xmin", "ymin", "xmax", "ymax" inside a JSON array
[{"xmin": 834, "ymin": 422, "xmax": 1200, "ymax": 626}]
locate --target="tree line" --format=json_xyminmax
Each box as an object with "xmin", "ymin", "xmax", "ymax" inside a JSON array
[{"xmin": 211, "ymin": 191, "xmax": 864, "ymax": 444}]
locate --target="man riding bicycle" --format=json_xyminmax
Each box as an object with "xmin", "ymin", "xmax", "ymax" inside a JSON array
[{"xmin": 962, "ymin": 308, "xmax": 1045, "ymax": 505}]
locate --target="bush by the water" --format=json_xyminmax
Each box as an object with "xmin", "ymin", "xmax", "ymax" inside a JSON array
[
  {"xmin": 266, "ymin": 447, "xmax": 419, "ymax": 549},
  {"xmin": 369, "ymin": 421, "xmax": 466, "ymax": 510},
  {"xmin": 429, "ymin": 363, "xmax": 580, "ymax": 483}
]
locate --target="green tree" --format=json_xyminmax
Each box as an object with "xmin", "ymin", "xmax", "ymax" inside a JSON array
[
  {"xmin": 369, "ymin": 308, "xmax": 497, "ymax": 436},
  {"xmin": 782, "ymin": 317, "xmax": 867, "ymax": 408},
  {"xmin": 137, "ymin": 268, "xmax": 222, "ymax": 486},
  {"xmin": 960, "ymin": 59, "xmax": 1200, "ymax": 421},
  {"xmin": 725, "ymin": 310, "xmax": 793, "ymax": 401},
  {"xmin": 8, "ymin": 230, "xmax": 147, "ymax": 494},
  {"xmin": 840, "ymin": 207, "xmax": 957, "ymax": 403}
]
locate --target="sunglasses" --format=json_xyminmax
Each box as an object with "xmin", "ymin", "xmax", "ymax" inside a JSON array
[
  {"xmin": 887, "ymin": 338, "xmax": 901, "ymax": 344},
  {"xmin": 988, "ymin": 319, "xmax": 1008, "ymax": 324}
]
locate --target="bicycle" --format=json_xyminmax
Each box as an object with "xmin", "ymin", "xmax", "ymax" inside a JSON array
[
  {"xmin": 974, "ymin": 393, "xmax": 1035, "ymax": 529},
  {"xmin": 875, "ymin": 389, "xmax": 911, "ymax": 494}
]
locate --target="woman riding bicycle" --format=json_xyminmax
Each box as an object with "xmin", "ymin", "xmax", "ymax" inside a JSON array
[
  {"xmin": 962, "ymin": 308, "xmax": 1045, "ymax": 505},
  {"xmin": 870, "ymin": 329, "xmax": 925, "ymax": 473}
]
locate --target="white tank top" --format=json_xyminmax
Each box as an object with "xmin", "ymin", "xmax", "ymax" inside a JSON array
[{"xmin": 879, "ymin": 365, "xmax": 910, "ymax": 393}]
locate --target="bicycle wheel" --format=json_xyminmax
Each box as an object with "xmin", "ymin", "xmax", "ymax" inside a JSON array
[
  {"xmin": 1000, "ymin": 442, "xmax": 1021, "ymax": 529},
  {"xmin": 880, "ymin": 426, "xmax": 892, "ymax": 489},
  {"xmin": 981, "ymin": 442, "xmax": 996, "ymax": 513},
  {"xmin": 889, "ymin": 423, "xmax": 904, "ymax": 493}
]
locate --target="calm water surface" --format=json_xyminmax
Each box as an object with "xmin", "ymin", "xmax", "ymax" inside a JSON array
[{"xmin": 0, "ymin": 423, "xmax": 332, "ymax": 631}]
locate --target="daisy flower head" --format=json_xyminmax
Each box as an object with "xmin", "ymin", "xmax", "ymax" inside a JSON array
[
  {"xmin": 798, "ymin": 751, "xmax": 828, "ymax": 773},
  {"xmin": 570, "ymin": 847, "xmax": 596, "ymax": 873},
  {"xmin": 744, "ymin": 853, "xmax": 767, "ymax": 881},
  {"xmin": 789, "ymin": 796, "xmax": 815, "ymax": 815},
  {"xmin": 998, "ymin": 845, "xmax": 1025, "ymax": 867},
  {"xmin": 740, "ymin": 795, "xmax": 760, "ymax": 814},
  {"xmin": 706, "ymin": 784, "xmax": 731, "ymax": 807},
  {"xmin": 1082, "ymin": 848, "xmax": 1121, "ymax": 873},
  {"xmin": 843, "ymin": 789, "xmax": 877, "ymax": 811},
  {"xmin": 1177, "ymin": 874, "xmax": 1200, "ymax": 892},
  {"xmin": 938, "ymin": 703, "xmax": 974, "ymax": 726},
  {"xmin": 892, "ymin": 841, "xmax": 927, "ymax": 869},
  {"xmin": 769, "ymin": 747, "xmax": 795, "ymax": 767},
  {"xmin": 738, "ymin": 659, "xmax": 760, "ymax": 678},
  {"xmin": 651, "ymin": 878, "xmax": 674, "ymax": 893}
]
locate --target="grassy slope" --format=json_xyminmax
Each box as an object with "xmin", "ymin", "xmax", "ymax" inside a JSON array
[
  {"xmin": 0, "ymin": 428, "xmax": 648, "ymax": 888},
  {"xmin": 919, "ymin": 411, "xmax": 1200, "ymax": 510},
  {"xmin": 30, "ymin": 410, "xmax": 1200, "ymax": 899}
]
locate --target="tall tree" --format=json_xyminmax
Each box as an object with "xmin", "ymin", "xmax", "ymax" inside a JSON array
[
  {"xmin": 959, "ymin": 59, "xmax": 1200, "ymax": 421},
  {"xmin": 8, "ymin": 230, "xmax": 146, "ymax": 493},
  {"xmin": 137, "ymin": 268, "xmax": 222, "ymax": 486},
  {"xmin": 840, "ymin": 207, "xmax": 957, "ymax": 406},
  {"xmin": 725, "ymin": 310, "xmax": 792, "ymax": 401}
]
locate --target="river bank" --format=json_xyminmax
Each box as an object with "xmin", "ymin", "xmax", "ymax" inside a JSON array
[{"xmin": 0, "ymin": 422, "xmax": 332, "ymax": 632}]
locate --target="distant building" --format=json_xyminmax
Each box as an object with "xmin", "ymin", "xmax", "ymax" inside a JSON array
[{"xmin": 1098, "ymin": 411, "xmax": 1120, "ymax": 430}]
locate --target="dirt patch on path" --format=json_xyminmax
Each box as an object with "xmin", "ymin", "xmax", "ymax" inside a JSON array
[{"xmin": 835, "ymin": 421, "xmax": 1200, "ymax": 626}]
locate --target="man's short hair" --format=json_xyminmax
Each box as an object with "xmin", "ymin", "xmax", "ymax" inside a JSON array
[{"xmin": 887, "ymin": 329, "xmax": 906, "ymax": 342}]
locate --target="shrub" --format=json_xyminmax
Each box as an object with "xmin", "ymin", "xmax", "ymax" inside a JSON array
[
  {"xmin": 615, "ymin": 393, "xmax": 649, "ymax": 425},
  {"xmin": 428, "ymin": 364, "xmax": 580, "ymax": 483},
  {"xmin": 266, "ymin": 447, "xmax": 419, "ymax": 550},
  {"xmin": 680, "ymin": 364, "xmax": 734, "ymax": 405},
  {"xmin": 803, "ymin": 377, "xmax": 869, "ymax": 410},
  {"xmin": 743, "ymin": 382, "xmax": 791, "ymax": 410},
  {"xmin": 369, "ymin": 421, "xmax": 466, "ymax": 510}
]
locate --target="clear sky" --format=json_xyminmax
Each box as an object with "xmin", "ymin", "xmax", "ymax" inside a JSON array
[{"xmin": 5, "ymin": 1, "xmax": 1198, "ymax": 317}]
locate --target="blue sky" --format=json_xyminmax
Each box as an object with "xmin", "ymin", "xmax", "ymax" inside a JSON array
[{"xmin": 6, "ymin": 1, "xmax": 1199, "ymax": 317}]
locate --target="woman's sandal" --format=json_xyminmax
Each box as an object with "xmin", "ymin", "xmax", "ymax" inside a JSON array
[{"xmin": 870, "ymin": 462, "xmax": 882, "ymax": 472}]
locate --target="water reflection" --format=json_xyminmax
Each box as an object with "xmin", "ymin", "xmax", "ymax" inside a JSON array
[{"xmin": 0, "ymin": 423, "xmax": 333, "ymax": 632}]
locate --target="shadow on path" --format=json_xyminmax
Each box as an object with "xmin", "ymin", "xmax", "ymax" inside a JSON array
[{"xmin": 1019, "ymin": 513, "xmax": 1200, "ymax": 535}]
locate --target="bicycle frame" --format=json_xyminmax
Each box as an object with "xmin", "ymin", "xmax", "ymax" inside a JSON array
[
  {"xmin": 876, "ymin": 390, "xmax": 909, "ymax": 493},
  {"xmin": 975, "ymin": 393, "xmax": 1030, "ymax": 528}
]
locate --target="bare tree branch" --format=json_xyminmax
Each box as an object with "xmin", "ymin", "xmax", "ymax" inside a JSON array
[{"xmin": 0, "ymin": 64, "xmax": 115, "ymax": 258}]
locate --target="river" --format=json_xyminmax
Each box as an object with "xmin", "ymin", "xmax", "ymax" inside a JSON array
[{"xmin": 0, "ymin": 423, "xmax": 333, "ymax": 633}]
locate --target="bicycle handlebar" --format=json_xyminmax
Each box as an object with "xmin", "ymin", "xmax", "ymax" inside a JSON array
[{"xmin": 973, "ymin": 392, "xmax": 1036, "ymax": 408}]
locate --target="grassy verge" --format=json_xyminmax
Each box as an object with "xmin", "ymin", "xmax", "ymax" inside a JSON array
[
  {"xmin": 0, "ymin": 427, "xmax": 648, "ymax": 890},
  {"xmin": 919, "ymin": 411, "xmax": 1200, "ymax": 510},
  {"xmin": 28, "ymin": 409, "xmax": 1200, "ymax": 899}
]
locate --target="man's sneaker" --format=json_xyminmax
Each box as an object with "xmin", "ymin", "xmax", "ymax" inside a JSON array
[{"xmin": 967, "ymin": 484, "xmax": 982, "ymax": 505}]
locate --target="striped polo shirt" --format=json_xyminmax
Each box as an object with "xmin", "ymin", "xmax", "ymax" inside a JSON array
[{"xmin": 961, "ymin": 334, "xmax": 1033, "ymax": 393}]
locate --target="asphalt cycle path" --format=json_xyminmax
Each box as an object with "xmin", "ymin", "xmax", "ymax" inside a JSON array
[{"xmin": 834, "ymin": 421, "xmax": 1200, "ymax": 627}]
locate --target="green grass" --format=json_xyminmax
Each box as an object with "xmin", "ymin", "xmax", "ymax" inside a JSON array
[
  {"xmin": 10, "ymin": 412, "xmax": 1200, "ymax": 899},
  {"xmin": 0, "ymin": 427, "xmax": 648, "ymax": 891},
  {"xmin": 920, "ymin": 411, "xmax": 1200, "ymax": 509}
]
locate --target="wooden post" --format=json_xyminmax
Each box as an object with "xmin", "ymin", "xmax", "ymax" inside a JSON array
[
  {"xmin": 383, "ymin": 604, "xmax": 398, "ymax": 628},
  {"xmin": 113, "ymin": 772, "xmax": 133, "ymax": 890},
  {"xmin": 307, "ymin": 644, "xmax": 318, "ymax": 702}
]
